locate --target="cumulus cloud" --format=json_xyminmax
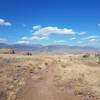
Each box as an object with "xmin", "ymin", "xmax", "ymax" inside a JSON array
[
  {"xmin": 21, "ymin": 36, "xmax": 48, "ymax": 41},
  {"xmin": 0, "ymin": 18, "xmax": 12, "ymax": 26},
  {"xmin": 70, "ymin": 37, "xmax": 76, "ymax": 40},
  {"xmin": 78, "ymin": 32, "xmax": 86, "ymax": 35},
  {"xmin": 89, "ymin": 39, "xmax": 96, "ymax": 41},
  {"xmin": 33, "ymin": 26, "xmax": 76, "ymax": 37},
  {"xmin": 18, "ymin": 25, "xmax": 98, "ymax": 45},
  {"xmin": 86, "ymin": 36, "xmax": 98, "ymax": 39},
  {"xmin": 21, "ymin": 36, "xmax": 29, "ymax": 40},
  {"xmin": 30, "ymin": 36, "xmax": 48, "ymax": 40},
  {"xmin": 16, "ymin": 40, "xmax": 30, "ymax": 44},
  {"xmin": 54, "ymin": 40, "xmax": 67, "ymax": 43},
  {"xmin": 18, "ymin": 26, "xmax": 76, "ymax": 44},
  {"xmin": 86, "ymin": 36, "xmax": 99, "ymax": 41},
  {"xmin": 54, "ymin": 40, "xmax": 68, "ymax": 45},
  {"xmin": 33, "ymin": 25, "xmax": 42, "ymax": 30},
  {"xmin": 17, "ymin": 35, "xmax": 48, "ymax": 44}
]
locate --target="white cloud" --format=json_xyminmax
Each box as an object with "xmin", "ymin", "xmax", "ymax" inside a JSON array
[
  {"xmin": 21, "ymin": 36, "xmax": 29, "ymax": 40},
  {"xmin": 21, "ymin": 36, "xmax": 48, "ymax": 41},
  {"xmin": 18, "ymin": 35, "xmax": 48, "ymax": 44},
  {"xmin": 18, "ymin": 25, "xmax": 99, "ymax": 45},
  {"xmin": 18, "ymin": 26, "xmax": 76, "ymax": 44},
  {"xmin": 16, "ymin": 40, "xmax": 30, "ymax": 44},
  {"xmin": 30, "ymin": 36, "xmax": 41, "ymax": 40},
  {"xmin": 86, "ymin": 36, "xmax": 98, "ymax": 39},
  {"xmin": 0, "ymin": 38, "xmax": 7, "ymax": 43},
  {"xmin": 89, "ymin": 38, "xmax": 96, "ymax": 42},
  {"xmin": 30, "ymin": 36, "xmax": 48, "ymax": 40},
  {"xmin": 33, "ymin": 26, "xmax": 76, "ymax": 37},
  {"xmin": 70, "ymin": 37, "xmax": 76, "ymax": 40},
  {"xmin": 0, "ymin": 18, "xmax": 12, "ymax": 26},
  {"xmin": 78, "ymin": 32, "xmax": 86, "ymax": 35},
  {"xmin": 77, "ymin": 41, "xmax": 82, "ymax": 44},
  {"xmin": 85, "ymin": 36, "xmax": 99, "ymax": 41},
  {"xmin": 33, "ymin": 25, "xmax": 42, "ymax": 30},
  {"xmin": 54, "ymin": 40, "xmax": 67, "ymax": 44}
]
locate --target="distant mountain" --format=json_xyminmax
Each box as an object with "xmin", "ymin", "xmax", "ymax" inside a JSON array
[
  {"xmin": 0, "ymin": 43, "xmax": 100, "ymax": 53},
  {"xmin": 40, "ymin": 45, "xmax": 100, "ymax": 53},
  {"xmin": 0, "ymin": 43, "xmax": 42, "ymax": 51}
]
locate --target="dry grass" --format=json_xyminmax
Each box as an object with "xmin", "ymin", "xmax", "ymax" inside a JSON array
[
  {"xmin": 0, "ymin": 54, "xmax": 49, "ymax": 100},
  {"xmin": 0, "ymin": 49, "xmax": 11, "ymax": 54},
  {"xmin": 0, "ymin": 53, "xmax": 100, "ymax": 100}
]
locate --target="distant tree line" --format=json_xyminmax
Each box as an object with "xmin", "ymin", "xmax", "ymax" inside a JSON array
[
  {"xmin": 25, "ymin": 52, "xmax": 32, "ymax": 56},
  {"xmin": 10, "ymin": 50, "xmax": 15, "ymax": 54}
]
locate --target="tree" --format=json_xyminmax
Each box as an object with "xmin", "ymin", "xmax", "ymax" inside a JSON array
[{"xmin": 10, "ymin": 50, "xmax": 15, "ymax": 54}]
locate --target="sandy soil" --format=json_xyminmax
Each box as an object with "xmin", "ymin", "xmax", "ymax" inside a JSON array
[
  {"xmin": 0, "ymin": 54, "xmax": 100, "ymax": 100},
  {"xmin": 16, "ymin": 59, "xmax": 81, "ymax": 100}
]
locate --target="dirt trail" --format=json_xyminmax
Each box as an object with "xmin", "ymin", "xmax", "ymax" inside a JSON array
[{"xmin": 16, "ymin": 59, "xmax": 81, "ymax": 100}]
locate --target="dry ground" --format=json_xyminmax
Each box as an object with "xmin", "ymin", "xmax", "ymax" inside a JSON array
[{"xmin": 0, "ymin": 53, "xmax": 100, "ymax": 100}]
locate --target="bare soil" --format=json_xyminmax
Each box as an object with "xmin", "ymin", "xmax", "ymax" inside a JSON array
[
  {"xmin": 0, "ymin": 54, "xmax": 100, "ymax": 100},
  {"xmin": 16, "ymin": 59, "xmax": 81, "ymax": 100}
]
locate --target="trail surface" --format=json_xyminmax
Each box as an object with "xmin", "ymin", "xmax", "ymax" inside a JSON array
[{"xmin": 16, "ymin": 59, "xmax": 81, "ymax": 100}]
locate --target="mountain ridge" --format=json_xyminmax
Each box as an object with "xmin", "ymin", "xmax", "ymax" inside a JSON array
[{"xmin": 0, "ymin": 43, "xmax": 100, "ymax": 53}]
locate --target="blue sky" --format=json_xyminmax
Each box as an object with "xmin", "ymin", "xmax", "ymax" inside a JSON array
[{"xmin": 0, "ymin": 0, "xmax": 100, "ymax": 47}]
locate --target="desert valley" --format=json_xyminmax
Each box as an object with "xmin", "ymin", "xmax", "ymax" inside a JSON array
[
  {"xmin": 0, "ymin": 48, "xmax": 100, "ymax": 100},
  {"xmin": 0, "ymin": 0, "xmax": 100, "ymax": 100}
]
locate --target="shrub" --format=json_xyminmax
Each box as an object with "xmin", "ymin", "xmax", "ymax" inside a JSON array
[
  {"xmin": 82, "ymin": 53, "xmax": 90, "ymax": 58},
  {"xmin": 44, "ymin": 62, "xmax": 48, "ymax": 66},
  {"xmin": 10, "ymin": 50, "xmax": 15, "ymax": 54},
  {"xmin": 26, "ymin": 52, "xmax": 32, "ymax": 56},
  {"xmin": 0, "ymin": 90, "xmax": 7, "ymax": 100},
  {"xmin": 95, "ymin": 53, "xmax": 100, "ymax": 57},
  {"xmin": 61, "ymin": 64, "xmax": 66, "ymax": 68},
  {"xmin": 98, "ymin": 57, "xmax": 100, "ymax": 62}
]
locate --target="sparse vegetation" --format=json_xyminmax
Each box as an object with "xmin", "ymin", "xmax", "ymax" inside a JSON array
[
  {"xmin": 98, "ymin": 56, "xmax": 100, "ymax": 62},
  {"xmin": 0, "ymin": 52, "xmax": 100, "ymax": 100},
  {"xmin": 25, "ymin": 52, "xmax": 32, "ymax": 56},
  {"xmin": 10, "ymin": 50, "xmax": 15, "ymax": 54},
  {"xmin": 82, "ymin": 53, "xmax": 90, "ymax": 58}
]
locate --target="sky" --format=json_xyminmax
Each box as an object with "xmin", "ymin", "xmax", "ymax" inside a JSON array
[{"xmin": 0, "ymin": 0, "xmax": 100, "ymax": 47}]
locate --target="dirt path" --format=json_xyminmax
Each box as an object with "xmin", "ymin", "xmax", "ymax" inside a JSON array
[{"xmin": 16, "ymin": 59, "xmax": 81, "ymax": 100}]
